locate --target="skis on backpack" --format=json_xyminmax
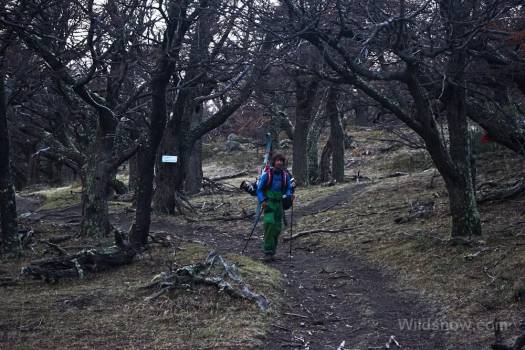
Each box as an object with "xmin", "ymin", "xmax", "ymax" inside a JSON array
[{"xmin": 241, "ymin": 133, "xmax": 272, "ymax": 254}]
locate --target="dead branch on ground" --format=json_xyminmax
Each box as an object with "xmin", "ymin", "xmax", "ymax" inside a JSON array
[
  {"xmin": 202, "ymin": 177, "xmax": 239, "ymax": 194},
  {"xmin": 210, "ymin": 171, "xmax": 248, "ymax": 181},
  {"xmin": 144, "ymin": 251, "xmax": 269, "ymax": 311}
]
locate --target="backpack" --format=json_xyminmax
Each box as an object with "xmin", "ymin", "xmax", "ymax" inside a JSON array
[
  {"xmin": 264, "ymin": 167, "xmax": 288, "ymax": 193},
  {"xmin": 240, "ymin": 168, "xmax": 295, "ymax": 210},
  {"xmin": 264, "ymin": 168, "xmax": 295, "ymax": 210}
]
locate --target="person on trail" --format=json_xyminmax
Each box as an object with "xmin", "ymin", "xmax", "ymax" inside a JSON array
[{"xmin": 256, "ymin": 153, "xmax": 293, "ymax": 261}]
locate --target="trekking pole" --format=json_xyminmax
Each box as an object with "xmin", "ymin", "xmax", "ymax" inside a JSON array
[
  {"xmin": 241, "ymin": 205, "xmax": 263, "ymax": 255},
  {"xmin": 289, "ymin": 200, "xmax": 294, "ymax": 262}
]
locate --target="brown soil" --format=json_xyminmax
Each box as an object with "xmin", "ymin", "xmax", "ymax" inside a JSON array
[
  {"xmin": 4, "ymin": 128, "xmax": 524, "ymax": 349},
  {"xmin": 252, "ymin": 184, "xmax": 446, "ymax": 349},
  {"xmin": 4, "ymin": 181, "xmax": 448, "ymax": 349}
]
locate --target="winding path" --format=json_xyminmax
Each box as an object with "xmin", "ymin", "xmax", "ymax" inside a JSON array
[{"xmin": 250, "ymin": 184, "xmax": 446, "ymax": 350}]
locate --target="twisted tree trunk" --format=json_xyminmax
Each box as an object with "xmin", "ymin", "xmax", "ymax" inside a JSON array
[
  {"xmin": 307, "ymin": 89, "xmax": 327, "ymax": 184},
  {"xmin": 327, "ymin": 87, "xmax": 345, "ymax": 182},
  {"xmin": 0, "ymin": 70, "xmax": 19, "ymax": 253},
  {"xmin": 184, "ymin": 103, "xmax": 204, "ymax": 195},
  {"xmin": 80, "ymin": 132, "xmax": 114, "ymax": 236},
  {"xmin": 319, "ymin": 140, "xmax": 332, "ymax": 183},
  {"xmin": 130, "ymin": 56, "xmax": 173, "ymax": 247},
  {"xmin": 443, "ymin": 76, "xmax": 481, "ymax": 237},
  {"xmin": 292, "ymin": 77, "xmax": 319, "ymax": 185}
]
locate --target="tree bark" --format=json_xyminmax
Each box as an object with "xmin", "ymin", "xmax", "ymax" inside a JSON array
[
  {"xmin": 319, "ymin": 139, "xmax": 332, "ymax": 183},
  {"xmin": 443, "ymin": 69, "xmax": 481, "ymax": 237},
  {"xmin": 153, "ymin": 24, "xmax": 273, "ymax": 213},
  {"xmin": 270, "ymin": 113, "xmax": 281, "ymax": 150},
  {"xmin": 153, "ymin": 116, "xmax": 184, "ymax": 214},
  {"xmin": 306, "ymin": 90, "xmax": 327, "ymax": 184},
  {"xmin": 79, "ymin": 104, "xmax": 120, "ymax": 236},
  {"xmin": 444, "ymin": 174, "xmax": 481, "ymax": 237},
  {"xmin": 80, "ymin": 143, "xmax": 112, "ymax": 236},
  {"xmin": 406, "ymin": 64, "xmax": 481, "ymax": 238},
  {"xmin": 128, "ymin": 155, "xmax": 138, "ymax": 192},
  {"xmin": 184, "ymin": 140, "xmax": 203, "ymax": 195},
  {"xmin": 467, "ymin": 104, "xmax": 525, "ymax": 157},
  {"xmin": 0, "ymin": 70, "xmax": 19, "ymax": 253},
  {"xmin": 292, "ymin": 77, "xmax": 319, "ymax": 185},
  {"xmin": 184, "ymin": 103, "xmax": 204, "ymax": 194},
  {"xmin": 441, "ymin": 0, "xmax": 481, "ymax": 237},
  {"xmin": 153, "ymin": 4, "xmax": 213, "ymax": 212},
  {"xmin": 130, "ymin": 58, "xmax": 173, "ymax": 247},
  {"xmin": 327, "ymin": 87, "xmax": 345, "ymax": 182},
  {"xmin": 353, "ymin": 104, "xmax": 370, "ymax": 126}
]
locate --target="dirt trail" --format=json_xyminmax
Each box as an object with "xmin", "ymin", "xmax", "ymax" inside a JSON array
[
  {"xmin": 245, "ymin": 184, "xmax": 446, "ymax": 350},
  {"xmin": 19, "ymin": 184, "xmax": 446, "ymax": 349}
]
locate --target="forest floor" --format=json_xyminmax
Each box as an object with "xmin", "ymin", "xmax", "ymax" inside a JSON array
[{"xmin": 1, "ymin": 127, "xmax": 524, "ymax": 349}]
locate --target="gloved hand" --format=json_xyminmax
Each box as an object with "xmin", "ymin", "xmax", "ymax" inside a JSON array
[
  {"xmin": 261, "ymin": 200, "xmax": 268, "ymax": 210},
  {"xmin": 284, "ymin": 195, "xmax": 295, "ymax": 203}
]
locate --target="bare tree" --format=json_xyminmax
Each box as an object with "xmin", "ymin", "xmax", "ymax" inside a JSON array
[
  {"xmin": 130, "ymin": 0, "xmax": 206, "ymax": 246},
  {"xmin": 152, "ymin": 1, "xmax": 275, "ymax": 214},
  {"xmin": 2, "ymin": 0, "xmax": 148, "ymax": 236},
  {"xmin": 279, "ymin": 0, "xmax": 523, "ymax": 237},
  {"xmin": 326, "ymin": 86, "xmax": 344, "ymax": 182},
  {"xmin": 0, "ymin": 31, "xmax": 18, "ymax": 253}
]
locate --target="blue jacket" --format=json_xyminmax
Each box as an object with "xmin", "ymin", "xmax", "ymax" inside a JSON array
[{"xmin": 256, "ymin": 168, "xmax": 292, "ymax": 203}]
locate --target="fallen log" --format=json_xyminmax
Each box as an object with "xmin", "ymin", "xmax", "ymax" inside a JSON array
[
  {"xmin": 385, "ymin": 172, "xmax": 409, "ymax": 178},
  {"xmin": 144, "ymin": 251, "xmax": 269, "ymax": 311},
  {"xmin": 283, "ymin": 227, "xmax": 354, "ymax": 242},
  {"xmin": 202, "ymin": 177, "xmax": 239, "ymax": 191},
  {"xmin": 48, "ymin": 234, "xmax": 73, "ymax": 244},
  {"xmin": 210, "ymin": 171, "xmax": 248, "ymax": 181},
  {"xmin": 479, "ymin": 179, "xmax": 525, "ymax": 203},
  {"xmin": 22, "ymin": 246, "xmax": 136, "ymax": 283}
]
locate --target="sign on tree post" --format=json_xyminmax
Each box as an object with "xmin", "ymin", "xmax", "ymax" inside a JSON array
[{"xmin": 161, "ymin": 155, "xmax": 178, "ymax": 163}]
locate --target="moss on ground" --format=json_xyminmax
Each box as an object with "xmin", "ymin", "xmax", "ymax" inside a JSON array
[{"xmin": 34, "ymin": 185, "xmax": 82, "ymax": 211}]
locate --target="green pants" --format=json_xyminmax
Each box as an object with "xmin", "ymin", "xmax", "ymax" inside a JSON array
[{"xmin": 262, "ymin": 191, "xmax": 283, "ymax": 255}]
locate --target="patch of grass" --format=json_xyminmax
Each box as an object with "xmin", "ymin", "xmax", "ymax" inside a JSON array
[
  {"xmin": 0, "ymin": 237, "xmax": 282, "ymax": 350},
  {"xmin": 284, "ymin": 129, "xmax": 525, "ymax": 348},
  {"xmin": 35, "ymin": 185, "xmax": 82, "ymax": 211},
  {"xmin": 227, "ymin": 254, "xmax": 283, "ymax": 298},
  {"xmin": 384, "ymin": 149, "xmax": 433, "ymax": 173}
]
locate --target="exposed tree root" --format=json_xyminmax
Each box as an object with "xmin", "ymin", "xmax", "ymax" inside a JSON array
[
  {"xmin": 478, "ymin": 178, "xmax": 525, "ymax": 203},
  {"xmin": 174, "ymin": 192, "xmax": 196, "ymax": 215},
  {"xmin": 144, "ymin": 250, "xmax": 269, "ymax": 311}
]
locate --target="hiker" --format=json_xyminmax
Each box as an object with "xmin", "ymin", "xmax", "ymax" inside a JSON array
[{"xmin": 256, "ymin": 153, "xmax": 293, "ymax": 261}]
